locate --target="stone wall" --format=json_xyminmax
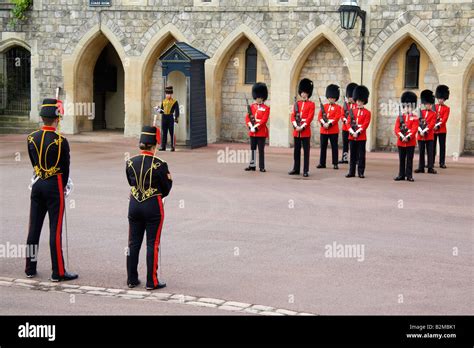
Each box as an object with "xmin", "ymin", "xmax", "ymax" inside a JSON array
[
  {"xmin": 464, "ymin": 74, "xmax": 474, "ymax": 154},
  {"xmin": 220, "ymin": 41, "xmax": 271, "ymax": 142},
  {"xmin": 375, "ymin": 40, "xmax": 439, "ymax": 151},
  {"xmin": 298, "ymin": 39, "xmax": 351, "ymax": 146}
]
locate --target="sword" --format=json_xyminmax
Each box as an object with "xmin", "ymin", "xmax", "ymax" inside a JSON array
[{"xmin": 159, "ymin": 197, "xmax": 166, "ymax": 281}]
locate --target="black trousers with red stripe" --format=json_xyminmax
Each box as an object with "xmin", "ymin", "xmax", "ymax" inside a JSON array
[
  {"xmin": 127, "ymin": 195, "xmax": 164, "ymax": 288},
  {"xmin": 26, "ymin": 174, "xmax": 66, "ymax": 278}
]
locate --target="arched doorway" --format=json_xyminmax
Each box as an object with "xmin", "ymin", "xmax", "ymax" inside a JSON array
[
  {"xmin": 295, "ymin": 38, "xmax": 351, "ymax": 146},
  {"xmin": 374, "ymin": 39, "xmax": 439, "ymax": 151},
  {"xmin": 92, "ymin": 43, "xmax": 125, "ymax": 131},
  {"xmin": 0, "ymin": 46, "xmax": 31, "ymax": 116},
  {"xmin": 463, "ymin": 67, "xmax": 474, "ymax": 155},
  {"xmin": 218, "ymin": 37, "xmax": 272, "ymax": 142}
]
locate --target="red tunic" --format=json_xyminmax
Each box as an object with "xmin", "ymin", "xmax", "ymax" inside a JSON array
[
  {"xmin": 433, "ymin": 103, "xmax": 450, "ymax": 134},
  {"xmin": 318, "ymin": 103, "xmax": 342, "ymax": 135},
  {"xmin": 245, "ymin": 103, "xmax": 270, "ymax": 138},
  {"xmin": 290, "ymin": 100, "xmax": 315, "ymax": 138},
  {"xmin": 347, "ymin": 107, "xmax": 371, "ymax": 141},
  {"xmin": 416, "ymin": 109, "xmax": 436, "ymax": 142},
  {"xmin": 394, "ymin": 113, "xmax": 419, "ymax": 147}
]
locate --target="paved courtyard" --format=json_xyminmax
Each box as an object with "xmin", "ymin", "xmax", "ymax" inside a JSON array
[{"xmin": 0, "ymin": 131, "xmax": 472, "ymax": 315}]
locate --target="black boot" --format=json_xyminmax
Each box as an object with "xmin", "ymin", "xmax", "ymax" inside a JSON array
[
  {"xmin": 288, "ymin": 169, "xmax": 300, "ymax": 175},
  {"xmin": 428, "ymin": 168, "xmax": 437, "ymax": 174},
  {"xmin": 303, "ymin": 172, "xmax": 309, "ymax": 177},
  {"xmin": 244, "ymin": 166, "xmax": 256, "ymax": 171},
  {"xmin": 146, "ymin": 281, "xmax": 166, "ymax": 290},
  {"xmin": 345, "ymin": 173, "xmax": 355, "ymax": 178},
  {"xmin": 333, "ymin": 165, "xmax": 339, "ymax": 170},
  {"xmin": 414, "ymin": 168, "xmax": 424, "ymax": 173},
  {"xmin": 394, "ymin": 176, "xmax": 405, "ymax": 181},
  {"xmin": 317, "ymin": 164, "xmax": 326, "ymax": 169},
  {"xmin": 51, "ymin": 271, "xmax": 79, "ymax": 282},
  {"xmin": 128, "ymin": 279, "xmax": 141, "ymax": 288}
]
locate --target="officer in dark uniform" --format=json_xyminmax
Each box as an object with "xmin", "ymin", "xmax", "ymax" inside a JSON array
[
  {"xmin": 126, "ymin": 126, "xmax": 173, "ymax": 290},
  {"xmin": 25, "ymin": 99, "xmax": 78, "ymax": 281},
  {"xmin": 158, "ymin": 86, "xmax": 179, "ymax": 152}
]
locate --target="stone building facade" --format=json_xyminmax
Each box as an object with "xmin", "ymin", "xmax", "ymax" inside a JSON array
[{"xmin": 0, "ymin": 0, "xmax": 472, "ymax": 155}]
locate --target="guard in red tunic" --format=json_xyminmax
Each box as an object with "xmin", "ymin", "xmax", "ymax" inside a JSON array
[
  {"xmin": 394, "ymin": 91, "xmax": 419, "ymax": 182},
  {"xmin": 345, "ymin": 85, "xmax": 371, "ymax": 179},
  {"xmin": 433, "ymin": 85, "xmax": 450, "ymax": 169},
  {"xmin": 244, "ymin": 82, "xmax": 270, "ymax": 172},
  {"xmin": 317, "ymin": 84, "xmax": 342, "ymax": 170},
  {"xmin": 415, "ymin": 90, "xmax": 437, "ymax": 174},
  {"xmin": 339, "ymin": 82, "xmax": 358, "ymax": 165},
  {"xmin": 289, "ymin": 78, "xmax": 315, "ymax": 177},
  {"xmin": 25, "ymin": 99, "xmax": 78, "ymax": 281}
]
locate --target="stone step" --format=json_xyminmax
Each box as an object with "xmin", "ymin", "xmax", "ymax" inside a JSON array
[{"xmin": 0, "ymin": 126, "xmax": 38, "ymax": 134}]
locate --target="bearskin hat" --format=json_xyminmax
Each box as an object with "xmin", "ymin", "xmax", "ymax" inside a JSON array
[
  {"xmin": 298, "ymin": 78, "xmax": 314, "ymax": 98},
  {"xmin": 165, "ymin": 86, "xmax": 174, "ymax": 94},
  {"xmin": 326, "ymin": 84, "xmax": 340, "ymax": 101},
  {"xmin": 346, "ymin": 83, "xmax": 358, "ymax": 100},
  {"xmin": 435, "ymin": 85, "xmax": 449, "ymax": 100},
  {"xmin": 352, "ymin": 85, "xmax": 369, "ymax": 104},
  {"xmin": 420, "ymin": 89, "xmax": 435, "ymax": 105},
  {"xmin": 401, "ymin": 91, "xmax": 417, "ymax": 105},
  {"xmin": 252, "ymin": 82, "xmax": 268, "ymax": 101}
]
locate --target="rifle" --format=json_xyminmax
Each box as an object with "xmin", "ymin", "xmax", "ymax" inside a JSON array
[
  {"xmin": 293, "ymin": 96, "xmax": 301, "ymax": 127},
  {"xmin": 245, "ymin": 97, "xmax": 256, "ymax": 127},
  {"xmin": 433, "ymin": 104, "xmax": 442, "ymax": 130},
  {"xmin": 318, "ymin": 94, "xmax": 329, "ymax": 125},
  {"xmin": 343, "ymin": 95, "xmax": 358, "ymax": 133},
  {"xmin": 399, "ymin": 105, "xmax": 409, "ymax": 140},
  {"xmin": 418, "ymin": 106, "xmax": 427, "ymax": 137}
]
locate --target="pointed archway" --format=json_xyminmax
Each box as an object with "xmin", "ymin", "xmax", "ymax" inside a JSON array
[{"xmin": 62, "ymin": 24, "xmax": 127, "ymax": 134}]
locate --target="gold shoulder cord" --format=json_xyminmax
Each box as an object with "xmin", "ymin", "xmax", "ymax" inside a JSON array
[{"xmin": 28, "ymin": 130, "xmax": 62, "ymax": 179}]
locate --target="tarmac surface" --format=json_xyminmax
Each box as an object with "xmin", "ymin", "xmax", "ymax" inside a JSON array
[{"xmin": 0, "ymin": 131, "xmax": 472, "ymax": 315}]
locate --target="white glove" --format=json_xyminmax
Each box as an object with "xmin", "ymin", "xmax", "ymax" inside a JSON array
[
  {"xmin": 343, "ymin": 117, "xmax": 347, "ymax": 124},
  {"xmin": 323, "ymin": 123, "xmax": 329, "ymax": 129},
  {"xmin": 28, "ymin": 175, "xmax": 39, "ymax": 191},
  {"xmin": 65, "ymin": 177, "xmax": 74, "ymax": 198}
]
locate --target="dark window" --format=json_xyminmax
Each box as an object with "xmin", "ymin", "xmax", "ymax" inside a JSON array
[
  {"xmin": 404, "ymin": 43, "xmax": 420, "ymax": 89},
  {"xmin": 245, "ymin": 43, "xmax": 257, "ymax": 85}
]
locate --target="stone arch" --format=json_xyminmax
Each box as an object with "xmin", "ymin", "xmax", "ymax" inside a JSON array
[
  {"xmin": 287, "ymin": 25, "xmax": 354, "ymax": 145},
  {"xmin": 370, "ymin": 24, "xmax": 443, "ymax": 150},
  {"xmin": 0, "ymin": 38, "xmax": 30, "ymax": 53},
  {"xmin": 462, "ymin": 55, "xmax": 474, "ymax": 154},
  {"xmin": 207, "ymin": 24, "xmax": 274, "ymax": 142},
  {"xmin": 289, "ymin": 25, "xmax": 356, "ymax": 95},
  {"xmin": 140, "ymin": 24, "xmax": 187, "ymax": 126},
  {"xmin": 62, "ymin": 24, "xmax": 127, "ymax": 133}
]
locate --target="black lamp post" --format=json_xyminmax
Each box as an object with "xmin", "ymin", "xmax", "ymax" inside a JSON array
[{"xmin": 338, "ymin": 0, "xmax": 366, "ymax": 84}]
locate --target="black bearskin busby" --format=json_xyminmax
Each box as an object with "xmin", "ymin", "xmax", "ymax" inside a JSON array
[
  {"xmin": 435, "ymin": 85, "xmax": 449, "ymax": 100},
  {"xmin": 298, "ymin": 78, "xmax": 314, "ymax": 98},
  {"xmin": 252, "ymin": 82, "xmax": 268, "ymax": 101},
  {"xmin": 420, "ymin": 89, "xmax": 435, "ymax": 105},
  {"xmin": 165, "ymin": 86, "xmax": 174, "ymax": 94},
  {"xmin": 346, "ymin": 83, "xmax": 358, "ymax": 100},
  {"xmin": 353, "ymin": 85, "xmax": 369, "ymax": 104},
  {"xmin": 401, "ymin": 91, "xmax": 417, "ymax": 106},
  {"xmin": 326, "ymin": 84, "xmax": 340, "ymax": 101}
]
